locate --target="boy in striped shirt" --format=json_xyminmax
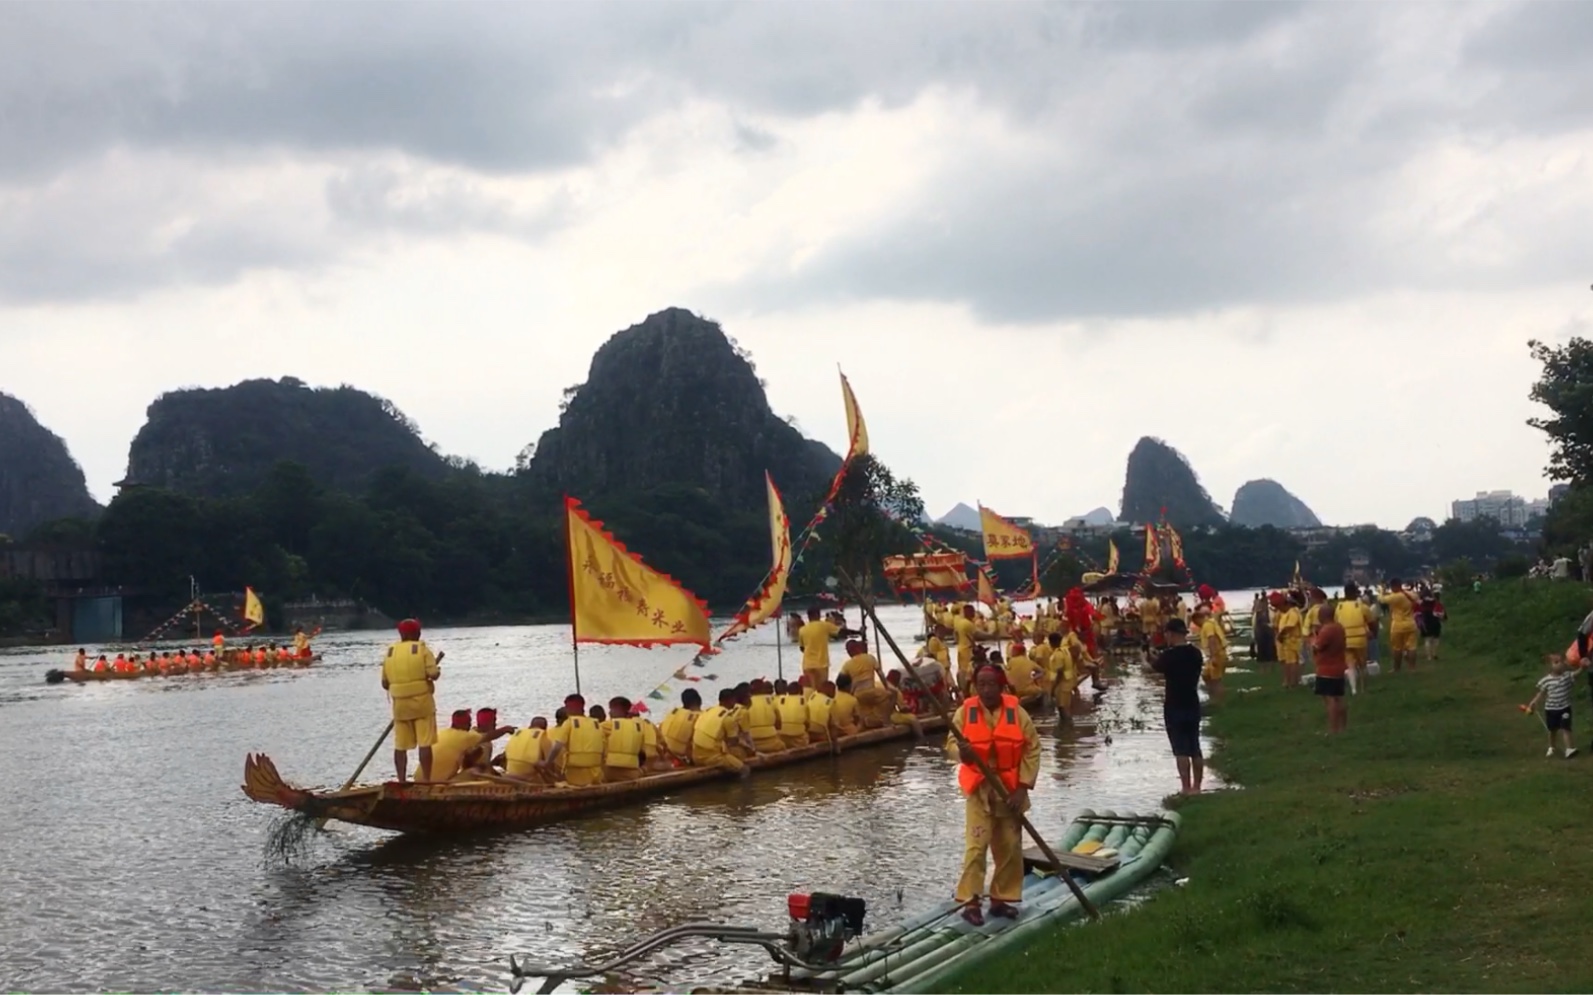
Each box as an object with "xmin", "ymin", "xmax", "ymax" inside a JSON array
[{"xmin": 1525, "ymin": 656, "xmax": 1580, "ymax": 759}]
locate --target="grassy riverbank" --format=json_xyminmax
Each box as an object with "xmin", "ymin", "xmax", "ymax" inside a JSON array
[{"xmin": 941, "ymin": 581, "xmax": 1593, "ymax": 993}]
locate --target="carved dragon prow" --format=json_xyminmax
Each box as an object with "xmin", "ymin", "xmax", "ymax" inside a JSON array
[{"xmin": 242, "ymin": 753, "xmax": 314, "ymax": 811}]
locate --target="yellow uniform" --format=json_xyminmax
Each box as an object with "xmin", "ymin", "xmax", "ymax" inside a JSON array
[
  {"xmin": 744, "ymin": 694, "xmax": 784, "ymax": 754},
  {"xmin": 1274, "ymin": 607, "xmax": 1302, "ymax": 665},
  {"xmin": 925, "ymin": 635, "xmax": 950, "ymax": 668},
  {"xmin": 1335, "ymin": 600, "xmax": 1371, "ymax": 668},
  {"xmin": 843, "ymin": 652, "xmax": 893, "ymax": 727},
  {"xmin": 381, "ymin": 639, "xmax": 441, "ymax": 751},
  {"xmin": 831, "ymin": 690, "xmax": 861, "ymax": 736},
  {"xmin": 430, "ymin": 727, "xmax": 485, "ymax": 781},
  {"xmin": 691, "ymin": 705, "xmax": 746, "ymax": 772},
  {"xmin": 503, "ymin": 727, "xmax": 550, "ymax": 781},
  {"xmin": 948, "ymin": 696, "xmax": 1041, "ymax": 904},
  {"xmin": 799, "ymin": 619, "xmax": 842, "ymax": 688},
  {"xmin": 1200, "ymin": 618, "xmax": 1228, "ymax": 680},
  {"xmin": 1380, "ymin": 591, "xmax": 1419, "ymax": 653},
  {"xmin": 549, "ymin": 714, "xmax": 606, "ymax": 786},
  {"xmin": 953, "ymin": 616, "xmax": 978, "ymax": 690},
  {"xmin": 775, "ymin": 692, "xmax": 810, "ymax": 749},
  {"xmin": 659, "ymin": 706, "xmax": 699, "ymax": 761},
  {"xmin": 1003, "ymin": 652, "xmax": 1042, "ymax": 698},
  {"xmin": 601, "ymin": 716, "xmax": 651, "ymax": 783},
  {"xmin": 806, "ymin": 693, "xmax": 835, "ymax": 742}
]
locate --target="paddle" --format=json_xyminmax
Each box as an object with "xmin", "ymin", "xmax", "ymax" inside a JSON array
[
  {"xmin": 315, "ymin": 720, "xmax": 394, "ymax": 831},
  {"xmin": 837, "ymin": 568, "xmax": 1100, "ymax": 920}
]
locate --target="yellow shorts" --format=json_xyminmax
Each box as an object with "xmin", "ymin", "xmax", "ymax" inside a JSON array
[
  {"xmin": 394, "ymin": 714, "xmax": 437, "ymax": 751},
  {"xmin": 1203, "ymin": 657, "xmax": 1227, "ymax": 681},
  {"xmin": 780, "ymin": 733, "xmax": 811, "ymax": 750},
  {"xmin": 1390, "ymin": 627, "xmax": 1417, "ymax": 653},
  {"xmin": 1346, "ymin": 645, "xmax": 1367, "ymax": 668}
]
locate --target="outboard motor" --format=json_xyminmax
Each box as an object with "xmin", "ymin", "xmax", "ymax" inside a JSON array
[{"xmin": 786, "ymin": 892, "xmax": 867, "ymax": 964}]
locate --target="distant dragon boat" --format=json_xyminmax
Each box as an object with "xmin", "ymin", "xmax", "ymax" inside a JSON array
[
  {"xmin": 46, "ymin": 654, "xmax": 321, "ymax": 685},
  {"xmin": 242, "ymin": 717, "xmax": 945, "ymax": 836}
]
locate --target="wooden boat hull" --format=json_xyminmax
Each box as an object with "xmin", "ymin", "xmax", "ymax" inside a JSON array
[
  {"xmin": 243, "ymin": 715, "xmax": 947, "ymax": 835},
  {"xmin": 46, "ymin": 655, "xmax": 321, "ymax": 685}
]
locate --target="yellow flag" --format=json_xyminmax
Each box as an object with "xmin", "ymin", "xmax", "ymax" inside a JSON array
[
  {"xmin": 1144, "ymin": 523, "xmax": 1161, "ymax": 572},
  {"xmin": 979, "ymin": 504, "xmax": 1034, "ymax": 560},
  {"xmin": 840, "ymin": 370, "xmax": 869, "ymax": 458},
  {"xmin": 1107, "ymin": 539, "xmax": 1120, "ymax": 574},
  {"xmin": 566, "ymin": 497, "xmax": 711, "ymax": 648},
  {"xmin": 977, "ymin": 567, "xmax": 997, "ymax": 606},
  {"xmin": 243, "ymin": 587, "xmax": 265, "ymax": 626},
  {"xmin": 717, "ymin": 473, "xmax": 791, "ymax": 643}
]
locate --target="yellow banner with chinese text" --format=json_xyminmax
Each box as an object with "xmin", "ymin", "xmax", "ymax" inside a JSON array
[
  {"xmin": 566, "ymin": 497, "xmax": 712, "ymax": 648},
  {"xmin": 979, "ymin": 505, "xmax": 1034, "ymax": 560}
]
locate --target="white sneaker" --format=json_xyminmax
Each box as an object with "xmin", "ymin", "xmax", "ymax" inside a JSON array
[
  {"xmin": 1547, "ymin": 747, "xmax": 1558, "ymax": 757},
  {"xmin": 1566, "ymin": 748, "xmax": 1579, "ymax": 759}
]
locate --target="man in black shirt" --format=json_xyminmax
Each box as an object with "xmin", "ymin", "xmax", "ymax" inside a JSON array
[{"xmin": 1151, "ymin": 619, "xmax": 1205, "ymax": 795}]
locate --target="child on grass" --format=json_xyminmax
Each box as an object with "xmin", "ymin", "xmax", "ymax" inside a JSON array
[{"xmin": 1524, "ymin": 655, "xmax": 1580, "ymax": 759}]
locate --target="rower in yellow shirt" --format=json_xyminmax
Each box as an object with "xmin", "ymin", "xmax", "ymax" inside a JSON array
[
  {"xmin": 543, "ymin": 694, "xmax": 607, "ymax": 786},
  {"xmin": 841, "ymin": 639, "xmax": 894, "ymax": 727},
  {"xmin": 600, "ymin": 697, "xmax": 655, "ymax": 783},
  {"xmin": 831, "ymin": 676, "xmax": 862, "ymax": 736},
  {"xmin": 1335, "ymin": 582, "xmax": 1374, "ymax": 693},
  {"xmin": 502, "ymin": 717, "xmax": 553, "ymax": 783},
  {"xmin": 692, "ymin": 688, "xmax": 752, "ymax": 773},
  {"xmin": 1195, "ymin": 608, "xmax": 1228, "ymax": 701},
  {"xmin": 1002, "ymin": 643, "xmax": 1044, "ymax": 704},
  {"xmin": 430, "ymin": 710, "xmax": 487, "ymax": 782},
  {"xmin": 659, "ymin": 689, "xmax": 704, "ymax": 765},
  {"xmin": 806, "ymin": 683, "xmax": 838, "ymax": 747},
  {"xmin": 743, "ymin": 681, "xmax": 785, "ymax": 754},
  {"xmin": 1275, "ymin": 594, "xmax": 1303, "ymax": 688},
  {"xmin": 774, "ymin": 682, "xmax": 811, "ymax": 749}
]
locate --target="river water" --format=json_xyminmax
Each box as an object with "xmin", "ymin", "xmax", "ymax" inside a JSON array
[{"xmin": 0, "ymin": 598, "xmax": 1247, "ymax": 993}]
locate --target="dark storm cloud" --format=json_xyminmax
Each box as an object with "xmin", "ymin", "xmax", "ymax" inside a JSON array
[{"xmin": 2, "ymin": 1, "xmax": 1589, "ymax": 314}]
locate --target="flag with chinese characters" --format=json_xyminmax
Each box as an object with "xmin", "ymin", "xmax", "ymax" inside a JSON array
[
  {"xmin": 243, "ymin": 587, "xmax": 265, "ymax": 627},
  {"xmin": 565, "ymin": 497, "xmax": 712, "ymax": 648},
  {"xmin": 979, "ymin": 505, "xmax": 1034, "ymax": 560},
  {"xmin": 1143, "ymin": 523, "xmax": 1161, "ymax": 573},
  {"xmin": 841, "ymin": 370, "xmax": 869, "ymax": 458},
  {"xmin": 1166, "ymin": 524, "xmax": 1187, "ymax": 569},
  {"xmin": 1106, "ymin": 539, "xmax": 1120, "ymax": 574},
  {"xmin": 883, "ymin": 551, "xmax": 971, "ymax": 592},
  {"xmin": 716, "ymin": 473, "xmax": 792, "ymax": 644}
]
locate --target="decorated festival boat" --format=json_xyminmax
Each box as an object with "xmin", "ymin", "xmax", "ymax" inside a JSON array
[{"xmin": 242, "ymin": 716, "xmax": 945, "ymax": 835}]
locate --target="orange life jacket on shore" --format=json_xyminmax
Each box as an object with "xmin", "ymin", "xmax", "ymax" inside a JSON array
[{"xmin": 956, "ymin": 694, "xmax": 1026, "ymax": 796}]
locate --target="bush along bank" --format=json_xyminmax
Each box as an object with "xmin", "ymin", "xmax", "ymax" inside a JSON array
[{"xmin": 939, "ymin": 580, "xmax": 1593, "ymax": 994}]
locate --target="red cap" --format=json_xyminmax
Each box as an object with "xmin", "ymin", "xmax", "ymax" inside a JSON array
[
  {"xmin": 397, "ymin": 618, "xmax": 422, "ymax": 640},
  {"xmin": 632, "ymin": 702, "xmax": 650, "ymax": 714},
  {"xmin": 475, "ymin": 707, "xmax": 497, "ymax": 728},
  {"xmin": 450, "ymin": 709, "xmax": 472, "ymax": 729}
]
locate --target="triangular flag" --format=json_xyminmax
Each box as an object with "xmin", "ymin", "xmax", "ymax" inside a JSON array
[
  {"xmin": 716, "ymin": 473, "xmax": 792, "ymax": 644},
  {"xmin": 840, "ymin": 370, "xmax": 869, "ymax": 458},
  {"xmin": 243, "ymin": 587, "xmax": 265, "ymax": 627}
]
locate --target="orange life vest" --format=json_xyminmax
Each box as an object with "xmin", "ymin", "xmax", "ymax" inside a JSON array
[
  {"xmin": 212, "ymin": 633, "xmax": 225, "ymax": 648},
  {"xmin": 253, "ymin": 648, "xmax": 267, "ymax": 665},
  {"xmin": 93, "ymin": 659, "xmax": 108, "ymax": 672},
  {"xmin": 956, "ymin": 694, "xmax": 1026, "ymax": 796}
]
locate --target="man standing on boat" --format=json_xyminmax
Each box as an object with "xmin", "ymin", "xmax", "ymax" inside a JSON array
[
  {"xmin": 798, "ymin": 605, "xmax": 858, "ymax": 690},
  {"xmin": 950, "ymin": 663, "xmax": 1041, "ymax": 926},
  {"xmin": 381, "ymin": 618, "xmax": 443, "ymax": 783}
]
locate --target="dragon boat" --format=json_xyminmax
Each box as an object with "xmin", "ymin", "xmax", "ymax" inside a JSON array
[
  {"xmin": 242, "ymin": 715, "xmax": 945, "ymax": 836},
  {"xmin": 46, "ymin": 654, "xmax": 321, "ymax": 684}
]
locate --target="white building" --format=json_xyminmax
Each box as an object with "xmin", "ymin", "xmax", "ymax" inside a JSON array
[{"xmin": 1451, "ymin": 490, "xmax": 1535, "ymax": 528}]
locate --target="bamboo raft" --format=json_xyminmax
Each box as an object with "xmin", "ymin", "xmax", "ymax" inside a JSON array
[
  {"xmin": 46, "ymin": 654, "xmax": 321, "ymax": 685},
  {"xmin": 785, "ymin": 809, "xmax": 1180, "ymax": 993},
  {"xmin": 243, "ymin": 715, "xmax": 947, "ymax": 836}
]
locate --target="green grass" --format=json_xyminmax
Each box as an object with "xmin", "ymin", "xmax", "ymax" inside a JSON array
[{"xmin": 939, "ymin": 581, "xmax": 1593, "ymax": 994}]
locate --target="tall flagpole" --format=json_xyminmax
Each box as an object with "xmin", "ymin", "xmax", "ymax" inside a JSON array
[
  {"xmin": 562, "ymin": 497, "xmax": 582, "ymax": 696},
  {"xmin": 775, "ymin": 618, "xmax": 785, "ymax": 681}
]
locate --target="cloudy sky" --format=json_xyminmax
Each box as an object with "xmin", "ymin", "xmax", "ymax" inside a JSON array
[{"xmin": 4, "ymin": 1, "xmax": 1590, "ymax": 528}]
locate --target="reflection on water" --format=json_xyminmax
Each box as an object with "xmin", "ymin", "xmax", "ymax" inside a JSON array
[{"xmin": 0, "ymin": 602, "xmax": 1226, "ymax": 992}]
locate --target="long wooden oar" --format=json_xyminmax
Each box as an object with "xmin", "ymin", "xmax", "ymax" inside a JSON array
[
  {"xmin": 839, "ymin": 568, "xmax": 1099, "ymax": 920},
  {"xmin": 315, "ymin": 720, "xmax": 394, "ymax": 831}
]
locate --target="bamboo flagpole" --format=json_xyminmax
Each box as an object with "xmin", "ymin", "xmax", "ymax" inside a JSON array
[
  {"xmin": 837, "ymin": 567, "xmax": 1099, "ymax": 919},
  {"xmin": 562, "ymin": 496, "xmax": 582, "ymax": 696}
]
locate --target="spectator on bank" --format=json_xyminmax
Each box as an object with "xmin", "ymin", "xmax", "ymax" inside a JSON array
[
  {"xmin": 1151, "ymin": 619, "xmax": 1205, "ymax": 795},
  {"xmin": 1311, "ymin": 603, "xmax": 1348, "ymax": 734}
]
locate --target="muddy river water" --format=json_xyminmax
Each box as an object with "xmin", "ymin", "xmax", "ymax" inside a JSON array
[{"xmin": 0, "ymin": 600, "xmax": 1239, "ymax": 992}]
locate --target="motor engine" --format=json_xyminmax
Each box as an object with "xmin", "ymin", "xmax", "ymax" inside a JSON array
[{"xmin": 785, "ymin": 892, "xmax": 867, "ymax": 964}]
